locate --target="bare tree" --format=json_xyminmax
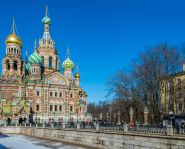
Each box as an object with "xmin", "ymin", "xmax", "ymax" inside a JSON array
[{"xmin": 88, "ymin": 43, "xmax": 183, "ymax": 125}]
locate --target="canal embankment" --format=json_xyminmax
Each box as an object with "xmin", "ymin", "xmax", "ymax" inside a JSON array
[{"xmin": 1, "ymin": 126, "xmax": 185, "ymax": 149}]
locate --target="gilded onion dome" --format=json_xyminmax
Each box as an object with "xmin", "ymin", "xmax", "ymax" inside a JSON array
[
  {"xmin": 75, "ymin": 72, "xmax": 80, "ymax": 79},
  {"xmin": 5, "ymin": 34, "xmax": 22, "ymax": 46},
  {"xmin": 6, "ymin": 18, "xmax": 22, "ymax": 46},
  {"xmin": 62, "ymin": 58, "xmax": 74, "ymax": 70}
]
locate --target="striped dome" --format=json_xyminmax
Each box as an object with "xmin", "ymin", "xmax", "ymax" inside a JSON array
[
  {"xmin": 62, "ymin": 58, "xmax": 74, "ymax": 70},
  {"xmin": 26, "ymin": 51, "xmax": 43, "ymax": 71},
  {"xmin": 28, "ymin": 51, "xmax": 43, "ymax": 64},
  {"xmin": 42, "ymin": 16, "xmax": 51, "ymax": 24}
]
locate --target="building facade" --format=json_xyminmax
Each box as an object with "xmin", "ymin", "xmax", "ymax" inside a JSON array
[
  {"xmin": 0, "ymin": 7, "xmax": 89, "ymax": 124},
  {"xmin": 160, "ymin": 71, "xmax": 185, "ymax": 116}
]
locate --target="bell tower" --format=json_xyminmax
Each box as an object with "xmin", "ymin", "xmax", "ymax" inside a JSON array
[
  {"xmin": 37, "ymin": 5, "xmax": 60, "ymax": 76},
  {"xmin": 2, "ymin": 18, "xmax": 24, "ymax": 79}
]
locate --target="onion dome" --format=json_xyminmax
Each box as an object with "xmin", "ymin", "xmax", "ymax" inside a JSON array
[
  {"xmin": 26, "ymin": 50, "xmax": 43, "ymax": 71},
  {"xmin": 75, "ymin": 65, "xmax": 80, "ymax": 79},
  {"xmin": 62, "ymin": 58, "xmax": 74, "ymax": 70},
  {"xmin": 42, "ymin": 16, "xmax": 51, "ymax": 25},
  {"xmin": 28, "ymin": 51, "xmax": 43, "ymax": 64},
  {"xmin": 75, "ymin": 73, "xmax": 80, "ymax": 79},
  {"xmin": 6, "ymin": 18, "xmax": 22, "ymax": 46},
  {"xmin": 79, "ymin": 88, "xmax": 83, "ymax": 94},
  {"xmin": 6, "ymin": 34, "xmax": 22, "ymax": 46}
]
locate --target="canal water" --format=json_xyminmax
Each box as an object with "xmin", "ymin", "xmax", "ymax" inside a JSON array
[{"xmin": 0, "ymin": 134, "xmax": 85, "ymax": 149}]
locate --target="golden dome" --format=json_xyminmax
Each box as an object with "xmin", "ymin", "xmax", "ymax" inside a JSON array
[
  {"xmin": 79, "ymin": 88, "xmax": 83, "ymax": 93},
  {"xmin": 75, "ymin": 73, "xmax": 80, "ymax": 79},
  {"xmin": 5, "ymin": 33, "xmax": 22, "ymax": 46}
]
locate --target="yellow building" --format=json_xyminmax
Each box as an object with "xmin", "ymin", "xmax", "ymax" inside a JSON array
[{"xmin": 160, "ymin": 71, "xmax": 185, "ymax": 115}]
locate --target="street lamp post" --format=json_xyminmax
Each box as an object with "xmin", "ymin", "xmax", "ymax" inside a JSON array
[
  {"xmin": 35, "ymin": 112, "xmax": 37, "ymax": 124},
  {"xmin": 77, "ymin": 107, "xmax": 79, "ymax": 123},
  {"xmin": 42, "ymin": 114, "xmax": 43, "ymax": 124},
  {"xmin": 106, "ymin": 112, "xmax": 109, "ymax": 123}
]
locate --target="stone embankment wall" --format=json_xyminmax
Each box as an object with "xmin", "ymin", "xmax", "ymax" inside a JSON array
[{"xmin": 1, "ymin": 126, "xmax": 185, "ymax": 149}]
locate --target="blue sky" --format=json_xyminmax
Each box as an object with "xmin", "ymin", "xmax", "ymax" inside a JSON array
[{"xmin": 0, "ymin": 0, "xmax": 185, "ymax": 103}]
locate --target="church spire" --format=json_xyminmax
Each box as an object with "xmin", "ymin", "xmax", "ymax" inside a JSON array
[{"xmin": 39, "ymin": 5, "xmax": 54, "ymax": 48}]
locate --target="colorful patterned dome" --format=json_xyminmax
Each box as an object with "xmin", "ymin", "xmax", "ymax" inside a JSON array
[
  {"xmin": 26, "ymin": 50, "xmax": 43, "ymax": 71},
  {"xmin": 62, "ymin": 58, "xmax": 74, "ymax": 70},
  {"xmin": 42, "ymin": 16, "xmax": 51, "ymax": 24},
  {"xmin": 5, "ymin": 33, "xmax": 22, "ymax": 46},
  {"xmin": 28, "ymin": 51, "xmax": 43, "ymax": 64}
]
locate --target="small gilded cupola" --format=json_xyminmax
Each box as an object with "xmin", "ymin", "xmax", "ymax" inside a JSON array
[{"xmin": 74, "ymin": 65, "xmax": 80, "ymax": 87}]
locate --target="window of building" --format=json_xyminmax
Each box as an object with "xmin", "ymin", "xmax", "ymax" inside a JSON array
[
  {"xmin": 177, "ymin": 79, "xmax": 181, "ymax": 86},
  {"xmin": 59, "ymin": 105, "xmax": 62, "ymax": 112},
  {"xmin": 50, "ymin": 92, "xmax": 53, "ymax": 97},
  {"xmin": 179, "ymin": 104, "xmax": 182, "ymax": 111},
  {"xmin": 56, "ymin": 58, "xmax": 58, "ymax": 69},
  {"xmin": 60, "ymin": 93, "xmax": 62, "ymax": 97},
  {"xmin": 65, "ymin": 91, "xmax": 68, "ymax": 98},
  {"xmin": 6, "ymin": 60, "xmax": 10, "ymax": 70},
  {"xmin": 55, "ymin": 92, "xmax": 57, "ymax": 97},
  {"xmin": 80, "ymin": 106, "xmax": 81, "ymax": 112},
  {"xmin": 70, "ymin": 93, "xmax": 73, "ymax": 98},
  {"xmin": 80, "ymin": 94, "xmax": 83, "ymax": 98},
  {"xmin": 13, "ymin": 61, "xmax": 17, "ymax": 71},
  {"xmin": 49, "ymin": 57, "xmax": 52, "ymax": 69},
  {"xmin": 36, "ymin": 104, "xmax": 40, "ymax": 111},
  {"xmin": 50, "ymin": 105, "xmax": 53, "ymax": 111},
  {"xmin": 70, "ymin": 105, "xmax": 73, "ymax": 112},
  {"xmin": 36, "ymin": 91, "xmax": 40, "ymax": 96},
  {"xmin": 42, "ymin": 56, "xmax": 44, "ymax": 67},
  {"xmin": 177, "ymin": 91, "xmax": 182, "ymax": 98},
  {"xmin": 55, "ymin": 105, "xmax": 57, "ymax": 111}
]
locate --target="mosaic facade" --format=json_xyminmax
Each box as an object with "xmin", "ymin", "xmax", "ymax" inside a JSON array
[{"xmin": 0, "ymin": 7, "xmax": 89, "ymax": 124}]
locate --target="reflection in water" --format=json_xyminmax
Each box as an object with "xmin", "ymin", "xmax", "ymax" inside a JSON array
[{"xmin": 0, "ymin": 134, "xmax": 85, "ymax": 149}]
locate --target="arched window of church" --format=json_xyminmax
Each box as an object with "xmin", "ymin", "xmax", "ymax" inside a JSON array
[
  {"xmin": 6, "ymin": 60, "xmax": 10, "ymax": 70},
  {"xmin": 49, "ymin": 57, "xmax": 52, "ymax": 69},
  {"xmin": 56, "ymin": 58, "xmax": 58, "ymax": 69},
  {"xmin": 42, "ymin": 56, "xmax": 44, "ymax": 67},
  {"xmin": 14, "ymin": 48, "xmax": 16, "ymax": 54},
  {"xmin": 11, "ymin": 48, "xmax": 13, "ymax": 54},
  {"xmin": 13, "ymin": 61, "xmax": 17, "ymax": 71}
]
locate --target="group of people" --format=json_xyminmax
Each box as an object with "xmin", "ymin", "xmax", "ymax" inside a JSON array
[{"xmin": 172, "ymin": 120, "xmax": 185, "ymax": 134}]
